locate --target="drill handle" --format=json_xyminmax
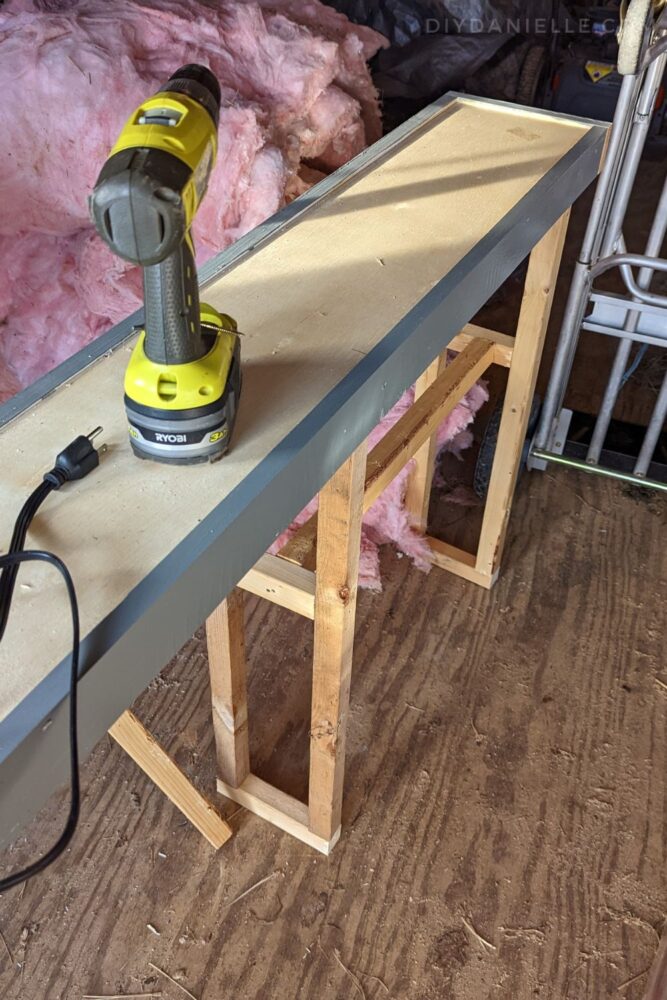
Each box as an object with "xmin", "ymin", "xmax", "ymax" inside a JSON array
[{"xmin": 142, "ymin": 236, "xmax": 205, "ymax": 366}]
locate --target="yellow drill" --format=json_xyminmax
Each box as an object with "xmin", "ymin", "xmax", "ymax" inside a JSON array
[{"xmin": 90, "ymin": 64, "xmax": 241, "ymax": 464}]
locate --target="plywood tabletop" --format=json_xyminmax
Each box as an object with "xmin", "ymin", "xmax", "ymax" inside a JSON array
[{"xmin": 0, "ymin": 97, "xmax": 603, "ymax": 764}]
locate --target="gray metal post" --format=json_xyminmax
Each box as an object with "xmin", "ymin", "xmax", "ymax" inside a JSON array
[
  {"xmin": 533, "ymin": 46, "xmax": 667, "ymax": 459},
  {"xmin": 635, "ymin": 371, "xmax": 667, "ymax": 475},
  {"xmin": 532, "ymin": 75, "xmax": 640, "ymax": 453},
  {"xmin": 587, "ymin": 169, "xmax": 667, "ymax": 463}
]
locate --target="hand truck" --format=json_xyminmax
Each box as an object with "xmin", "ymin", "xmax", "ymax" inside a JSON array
[{"xmin": 531, "ymin": 0, "xmax": 667, "ymax": 491}]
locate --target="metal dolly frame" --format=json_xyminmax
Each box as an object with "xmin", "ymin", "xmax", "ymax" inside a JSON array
[{"xmin": 532, "ymin": 0, "xmax": 667, "ymax": 491}]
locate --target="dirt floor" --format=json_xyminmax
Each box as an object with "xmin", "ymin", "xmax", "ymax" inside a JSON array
[
  {"xmin": 0, "ymin": 462, "xmax": 665, "ymax": 1000},
  {"xmin": 1, "ymin": 140, "xmax": 666, "ymax": 1000}
]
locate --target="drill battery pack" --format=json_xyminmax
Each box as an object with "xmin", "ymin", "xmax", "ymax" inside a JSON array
[{"xmin": 125, "ymin": 308, "xmax": 241, "ymax": 464}]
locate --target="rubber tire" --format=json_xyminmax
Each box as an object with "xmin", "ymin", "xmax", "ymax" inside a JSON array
[
  {"xmin": 617, "ymin": 0, "xmax": 652, "ymax": 75},
  {"xmin": 473, "ymin": 394, "xmax": 542, "ymax": 499},
  {"xmin": 515, "ymin": 45, "xmax": 547, "ymax": 107}
]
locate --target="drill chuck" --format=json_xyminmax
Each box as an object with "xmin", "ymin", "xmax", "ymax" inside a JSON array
[
  {"xmin": 89, "ymin": 65, "xmax": 221, "ymax": 268},
  {"xmin": 161, "ymin": 64, "xmax": 221, "ymax": 127}
]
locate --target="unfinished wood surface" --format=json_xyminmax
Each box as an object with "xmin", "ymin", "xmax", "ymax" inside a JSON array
[
  {"xmin": 1, "ymin": 468, "xmax": 664, "ymax": 1000},
  {"xmin": 205, "ymin": 590, "xmax": 250, "ymax": 788},
  {"xmin": 280, "ymin": 339, "xmax": 494, "ymax": 569},
  {"xmin": 0, "ymin": 100, "xmax": 595, "ymax": 727},
  {"xmin": 217, "ymin": 774, "xmax": 339, "ymax": 855},
  {"xmin": 475, "ymin": 210, "xmax": 570, "ymax": 579},
  {"xmin": 239, "ymin": 554, "xmax": 315, "ymax": 619},
  {"xmin": 427, "ymin": 536, "xmax": 497, "ymax": 589},
  {"xmin": 450, "ymin": 323, "xmax": 515, "ymax": 366},
  {"xmin": 405, "ymin": 353, "xmax": 447, "ymax": 532},
  {"xmin": 108, "ymin": 709, "xmax": 232, "ymax": 850},
  {"xmin": 309, "ymin": 444, "xmax": 367, "ymax": 842},
  {"xmin": 279, "ymin": 517, "xmax": 319, "ymax": 572},
  {"xmin": 364, "ymin": 338, "xmax": 494, "ymax": 511}
]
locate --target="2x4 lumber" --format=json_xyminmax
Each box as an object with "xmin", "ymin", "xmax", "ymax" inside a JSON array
[
  {"xmin": 474, "ymin": 210, "xmax": 571, "ymax": 579},
  {"xmin": 426, "ymin": 537, "xmax": 496, "ymax": 590},
  {"xmin": 279, "ymin": 339, "xmax": 495, "ymax": 570},
  {"xmin": 109, "ymin": 710, "xmax": 232, "ymax": 849},
  {"xmin": 364, "ymin": 339, "xmax": 495, "ymax": 511},
  {"xmin": 279, "ymin": 518, "xmax": 318, "ymax": 572},
  {"xmin": 216, "ymin": 774, "xmax": 339, "ymax": 855},
  {"xmin": 308, "ymin": 443, "xmax": 367, "ymax": 842},
  {"xmin": 205, "ymin": 590, "xmax": 250, "ymax": 788},
  {"xmin": 451, "ymin": 324, "xmax": 515, "ymax": 367},
  {"xmin": 404, "ymin": 352, "xmax": 447, "ymax": 532},
  {"xmin": 239, "ymin": 554, "xmax": 315, "ymax": 619}
]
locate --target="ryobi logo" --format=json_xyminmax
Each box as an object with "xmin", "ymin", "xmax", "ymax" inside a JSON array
[{"xmin": 155, "ymin": 432, "xmax": 187, "ymax": 444}]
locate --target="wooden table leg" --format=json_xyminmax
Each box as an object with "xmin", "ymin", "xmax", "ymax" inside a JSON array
[
  {"xmin": 474, "ymin": 209, "xmax": 571, "ymax": 582},
  {"xmin": 308, "ymin": 442, "xmax": 367, "ymax": 844},
  {"xmin": 206, "ymin": 588, "xmax": 250, "ymax": 788}
]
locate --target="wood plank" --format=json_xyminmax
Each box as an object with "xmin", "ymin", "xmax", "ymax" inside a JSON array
[
  {"xmin": 308, "ymin": 444, "xmax": 367, "ymax": 842},
  {"xmin": 239, "ymin": 554, "xmax": 315, "ymax": 619},
  {"xmin": 279, "ymin": 518, "xmax": 318, "ymax": 572},
  {"xmin": 205, "ymin": 590, "xmax": 250, "ymax": 788},
  {"xmin": 450, "ymin": 323, "xmax": 515, "ymax": 366},
  {"xmin": 475, "ymin": 210, "xmax": 571, "ymax": 579},
  {"xmin": 426, "ymin": 536, "xmax": 497, "ymax": 589},
  {"xmin": 217, "ymin": 774, "xmax": 339, "ymax": 855},
  {"xmin": 364, "ymin": 340, "xmax": 495, "ymax": 511},
  {"xmin": 108, "ymin": 709, "xmax": 232, "ymax": 849},
  {"xmin": 278, "ymin": 340, "xmax": 494, "ymax": 569},
  {"xmin": 404, "ymin": 353, "xmax": 447, "ymax": 532}
]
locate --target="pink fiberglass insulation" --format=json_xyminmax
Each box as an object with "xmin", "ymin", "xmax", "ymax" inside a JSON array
[
  {"xmin": 0, "ymin": 0, "xmax": 386, "ymax": 391},
  {"xmin": 0, "ymin": 0, "xmax": 488, "ymax": 588}
]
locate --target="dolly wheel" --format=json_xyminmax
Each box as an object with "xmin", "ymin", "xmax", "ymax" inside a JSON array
[
  {"xmin": 516, "ymin": 44, "xmax": 547, "ymax": 107},
  {"xmin": 617, "ymin": 0, "xmax": 652, "ymax": 76},
  {"xmin": 474, "ymin": 394, "xmax": 542, "ymax": 499}
]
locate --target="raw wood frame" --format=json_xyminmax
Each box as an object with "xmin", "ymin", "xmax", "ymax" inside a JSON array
[{"xmin": 200, "ymin": 212, "xmax": 569, "ymax": 853}]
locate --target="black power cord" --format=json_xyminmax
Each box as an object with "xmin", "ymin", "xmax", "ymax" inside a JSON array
[{"xmin": 0, "ymin": 428, "xmax": 104, "ymax": 892}]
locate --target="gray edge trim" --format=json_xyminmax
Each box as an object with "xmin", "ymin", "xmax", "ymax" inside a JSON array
[{"xmin": 0, "ymin": 107, "xmax": 607, "ymax": 847}]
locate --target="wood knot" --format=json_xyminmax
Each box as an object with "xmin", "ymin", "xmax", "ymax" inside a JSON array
[
  {"xmin": 310, "ymin": 722, "xmax": 338, "ymax": 757},
  {"xmin": 338, "ymin": 585, "xmax": 351, "ymax": 604}
]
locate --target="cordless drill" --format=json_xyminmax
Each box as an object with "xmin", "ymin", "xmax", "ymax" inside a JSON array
[{"xmin": 90, "ymin": 64, "xmax": 241, "ymax": 464}]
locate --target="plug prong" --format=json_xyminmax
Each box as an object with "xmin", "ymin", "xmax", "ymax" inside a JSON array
[{"xmin": 86, "ymin": 426, "xmax": 103, "ymax": 442}]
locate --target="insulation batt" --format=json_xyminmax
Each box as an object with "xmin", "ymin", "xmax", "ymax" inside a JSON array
[
  {"xmin": 0, "ymin": 0, "xmax": 386, "ymax": 387},
  {"xmin": 0, "ymin": 0, "xmax": 487, "ymax": 588}
]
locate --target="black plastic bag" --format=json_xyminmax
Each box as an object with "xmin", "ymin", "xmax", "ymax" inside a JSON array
[
  {"xmin": 325, "ymin": 1, "xmax": 559, "ymax": 46},
  {"xmin": 374, "ymin": 31, "xmax": 510, "ymax": 98},
  {"xmin": 326, "ymin": 1, "xmax": 431, "ymax": 46}
]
